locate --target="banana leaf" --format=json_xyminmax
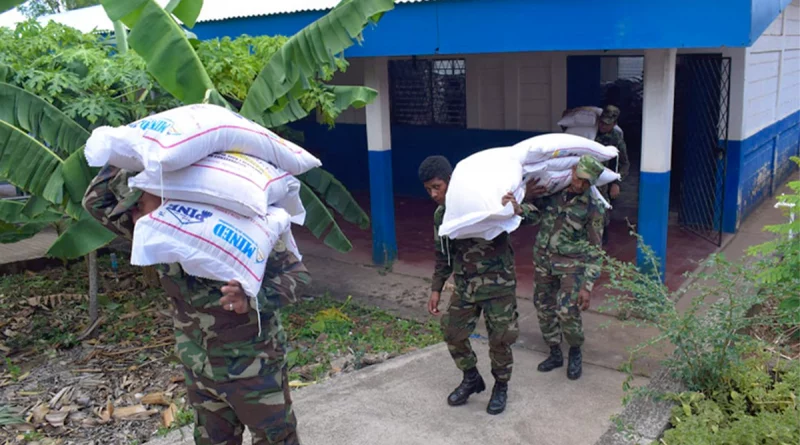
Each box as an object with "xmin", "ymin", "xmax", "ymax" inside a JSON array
[
  {"xmin": 47, "ymin": 216, "xmax": 116, "ymax": 259},
  {"xmin": 299, "ymin": 167, "xmax": 369, "ymax": 229},
  {"xmin": 0, "ymin": 200, "xmax": 63, "ymax": 244},
  {"xmin": 0, "ymin": 82, "xmax": 90, "ymax": 157},
  {"xmin": 101, "ymin": 0, "xmax": 228, "ymax": 107},
  {"xmin": 240, "ymin": 0, "xmax": 394, "ymax": 126},
  {"xmin": 256, "ymin": 85, "xmax": 378, "ymax": 128},
  {"xmin": 299, "ymin": 183, "xmax": 353, "ymax": 253},
  {"xmin": 0, "ymin": 120, "xmax": 65, "ymax": 205},
  {"xmin": 164, "ymin": 0, "xmax": 203, "ymax": 28},
  {"xmin": 0, "ymin": 0, "xmax": 25, "ymax": 14},
  {"xmin": 21, "ymin": 195, "xmax": 50, "ymax": 218}
]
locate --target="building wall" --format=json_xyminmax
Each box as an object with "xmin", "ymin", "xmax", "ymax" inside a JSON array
[
  {"xmin": 735, "ymin": 0, "xmax": 800, "ymax": 224},
  {"xmin": 295, "ymin": 52, "xmax": 564, "ymax": 197}
]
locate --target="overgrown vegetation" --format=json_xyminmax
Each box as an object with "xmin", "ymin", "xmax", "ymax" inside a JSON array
[{"xmin": 599, "ymin": 163, "xmax": 800, "ymax": 443}]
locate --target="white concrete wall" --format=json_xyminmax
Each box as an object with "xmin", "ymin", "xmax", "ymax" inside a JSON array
[
  {"xmin": 329, "ymin": 53, "xmax": 565, "ymax": 133},
  {"xmin": 743, "ymin": 0, "xmax": 800, "ymax": 138}
]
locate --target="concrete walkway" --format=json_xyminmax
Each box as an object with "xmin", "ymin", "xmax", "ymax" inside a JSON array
[{"xmin": 148, "ymin": 342, "xmax": 628, "ymax": 445}]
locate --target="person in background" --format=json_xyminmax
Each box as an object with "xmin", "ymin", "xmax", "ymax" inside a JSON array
[
  {"xmin": 418, "ymin": 155, "xmax": 521, "ymax": 415},
  {"xmin": 83, "ymin": 165, "xmax": 310, "ymax": 445},
  {"xmin": 594, "ymin": 105, "xmax": 630, "ymax": 245},
  {"xmin": 503, "ymin": 156, "xmax": 606, "ymax": 381}
]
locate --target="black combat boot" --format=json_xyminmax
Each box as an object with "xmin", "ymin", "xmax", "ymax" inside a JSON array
[
  {"xmin": 447, "ymin": 367, "xmax": 486, "ymax": 406},
  {"xmin": 537, "ymin": 345, "xmax": 564, "ymax": 372},
  {"xmin": 567, "ymin": 347, "xmax": 583, "ymax": 380},
  {"xmin": 486, "ymin": 381, "xmax": 508, "ymax": 415}
]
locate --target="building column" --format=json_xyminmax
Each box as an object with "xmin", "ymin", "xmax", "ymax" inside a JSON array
[
  {"xmin": 637, "ymin": 49, "xmax": 677, "ymax": 278},
  {"xmin": 364, "ymin": 57, "xmax": 398, "ymax": 265}
]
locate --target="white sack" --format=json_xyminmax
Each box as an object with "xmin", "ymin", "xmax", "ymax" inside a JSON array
[
  {"xmin": 85, "ymin": 104, "xmax": 321, "ymax": 175},
  {"xmin": 439, "ymin": 151, "xmax": 525, "ymax": 240},
  {"xmin": 512, "ymin": 133, "xmax": 618, "ymax": 164},
  {"xmin": 565, "ymin": 125, "xmax": 598, "ymax": 141},
  {"xmin": 131, "ymin": 200, "xmax": 291, "ymax": 298},
  {"xmin": 558, "ymin": 106, "xmax": 602, "ymax": 127},
  {"xmin": 128, "ymin": 153, "xmax": 304, "ymax": 222}
]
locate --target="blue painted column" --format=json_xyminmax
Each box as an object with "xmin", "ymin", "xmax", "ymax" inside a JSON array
[
  {"xmin": 637, "ymin": 49, "xmax": 677, "ymax": 279},
  {"xmin": 365, "ymin": 57, "xmax": 398, "ymax": 265}
]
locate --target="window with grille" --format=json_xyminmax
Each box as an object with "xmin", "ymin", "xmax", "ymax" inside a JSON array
[{"xmin": 388, "ymin": 58, "xmax": 467, "ymax": 127}]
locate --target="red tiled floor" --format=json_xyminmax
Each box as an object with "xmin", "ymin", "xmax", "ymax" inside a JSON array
[{"xmin": 294, "ymin": 192, "xmax": 718, "ymax": 302}]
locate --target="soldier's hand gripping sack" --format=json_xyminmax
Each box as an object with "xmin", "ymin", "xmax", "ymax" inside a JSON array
[
  {"xmin": 128, "ymin": 153, "xmax": 305, "ymax": 222},
  {"xmin": 130, "ymin": 201, "xmax": 292, "ymax": 298},
  {"xmin": 85, "ymin": 104, "xmax": 321, "ymax": 175}
]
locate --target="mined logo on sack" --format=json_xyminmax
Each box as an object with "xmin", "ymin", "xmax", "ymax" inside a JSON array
[
  {"xmin": 130, "ymin": 118, "xmax": 181, "ymax": 135},
  {"xmin": 164, "ymin": 204, "xmax": 213, "ymax": 225},
  {"xmin": 213, "ymin": 221, "xmax": 266, "ymax": 264}
]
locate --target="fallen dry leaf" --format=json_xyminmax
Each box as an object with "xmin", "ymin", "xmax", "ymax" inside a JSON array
[
  {"xmin": 141, "ymin": 392, "xmax": 170, "ymax": 406},
  {"xmin": 31, "ymin": 403, "xmax": 50, "ymax": 424},
  {"xmin": 45, "ymin": 410, "xmax": 68, "ymax": 428},
  {"xmin": 170, "ymin": 375, "xmax": 185, "ymax": 384},
  {"xmin": 113, "ymin": 404, "xmax": 157, "ymax": 421},
  {"xmin": 161, "ymin": 403, "xmax": 178, "ymax": 428}
]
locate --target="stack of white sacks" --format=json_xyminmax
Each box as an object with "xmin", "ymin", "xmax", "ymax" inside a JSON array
[
  {"xmin": 558, "ymin": 106, "xmax": 623, "ymax": 140},
  {"xmin": 85, "ymin": 104, "xmax": 321, "ymax": 300},
  {"xmin": 439, "ymin": 133, "xmax": 620, "ymax": 240}
]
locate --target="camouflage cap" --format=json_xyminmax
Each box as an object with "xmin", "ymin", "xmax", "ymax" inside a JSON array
[
  {"xmin": 599, "ymin": 105, "xmax": 621, "ymax": 125},
  {"xmin": 575, "ymin": 155, "xmax": 604, "ymax": 186},
  {"xmin": 107, "ymin": 168, "xmax": 143, "ymax": 218}
]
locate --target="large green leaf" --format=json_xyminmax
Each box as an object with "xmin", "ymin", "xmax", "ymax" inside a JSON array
[
  {"xmin": 165, "ymin": 0, "xmax": 203, "ymax": 29},
  {"xmin": 257, "ymin": 85, "xmax": 379, "ymax": 128},
  {"xmin": 47, "ymin": 216, "xmax": 116, "ymax": 259},
  {"xmin": 0, "ymin": 82, "xmax": 90, "ymax": 157},
  {"xmin": 299, "ymin": 183, "xmax": 353, "ymax": 253},
  {"xmin": 0, "ymin": 0, "xmax": 25, "ymax": 14},
  {"xmin": 0, "ymin": 200, "xmax": 62, "ymax": 244},
  {"xmin": 299, "ymin": 167, "xmax": 369, "ymax": 229},
  {"xmin": 240, "ymin": 0, "xmax": 394, "ymax": 126},
  {"xmin": 0, "ymin": 120, "xmax": 65, "ymax": 205},
  {"xmin": 101, "ymin": 0, "xmax": 227, "ymax": 106}
]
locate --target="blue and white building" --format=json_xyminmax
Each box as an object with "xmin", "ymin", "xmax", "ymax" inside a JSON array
[{"xmin": 9, "ymin": 0, "xmax": 800, "ymax": 276}]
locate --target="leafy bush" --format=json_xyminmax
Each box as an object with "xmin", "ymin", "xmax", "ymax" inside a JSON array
[{"xmin": 660, "ymin": 351, "xmax": 799, "ymax": 445}]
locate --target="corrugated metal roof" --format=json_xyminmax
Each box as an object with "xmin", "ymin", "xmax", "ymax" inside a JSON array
[{"xmin": 0, "ymin": 0, "xmax": 434, "ymax": 33}]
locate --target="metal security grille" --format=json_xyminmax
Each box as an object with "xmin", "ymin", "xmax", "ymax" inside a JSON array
[
  {"xmin": 674, "ymin": 55, "xmax": 731, "ymax": 246},
  {"xmin": 388, "ymin": 58, "xmax": 466, "ymax": 127}
]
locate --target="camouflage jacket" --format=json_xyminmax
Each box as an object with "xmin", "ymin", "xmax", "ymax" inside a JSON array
[
  {"xmin": 595, "ymin": 127, "xmax": 630, "ymax": 187},
  {"xmin": 520, "ymin": 189, "xmax": 605, "ymax": 292},
  {"xmin": 432, "ymin": 206, "xmax": 516, "ymax": 302},
  {"xmin": 83, "ymin": 165, "xmax": 311, "ymax": 382}
]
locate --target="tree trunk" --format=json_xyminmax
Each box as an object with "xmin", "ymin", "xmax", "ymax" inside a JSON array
[{"xmin": 88, "ymin": 250, "xmax": 98, "ymax": 323}]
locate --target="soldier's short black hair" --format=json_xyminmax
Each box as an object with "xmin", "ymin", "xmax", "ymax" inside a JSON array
[{"xmin": 418, "ymin": 156, "xmax": 453, "ymax": 183}]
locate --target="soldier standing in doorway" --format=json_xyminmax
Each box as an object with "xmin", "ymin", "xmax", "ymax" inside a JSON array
[
  {"xmin": 418, "ymin": 155, "xmax": 522, "ymax": 415},
  {"xmin": 594, "ymin": 105, "xmax": 630, "ymax": 245},
  {"xmin": 503, "ymin": 156, "xmax": 606, "ymax": 381}
]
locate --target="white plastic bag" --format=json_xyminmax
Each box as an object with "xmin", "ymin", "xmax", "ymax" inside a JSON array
[
  {"xmin": 128, "ymin": 153, "xmax": 304, "ymax": 220},
  {"xmin": 558, "ymin": 106, "xmax": 602, "ymax": 127},
  {"xmin": 439, "ymin": 151, "xmax": 525, "ymax": 240},
  {"xmin": 512, "ymin": 133, "xmax": 619, "ymax": 164},
  {"xmin": 85, "ymin": 104, "xmax": 322, "ymax": 175},
  {"xmin": 131, "ymin": 200, "xmax": 291, "ymax": 298}
]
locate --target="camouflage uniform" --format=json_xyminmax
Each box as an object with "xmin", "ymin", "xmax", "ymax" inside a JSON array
[
  {"xmin": 83, "ymin": 165, "xmax": 310, "ymax": 445},
  {"xmin": 594, "ymin": 106, "xmax": 630, "ymax": 228},
  {"xmin": 432, "ymin": 206, "xmax": 519, "ymax": 383},
  {"xmin": 520, "ymin": 159, "xmax": 605, "ymax": 347}
]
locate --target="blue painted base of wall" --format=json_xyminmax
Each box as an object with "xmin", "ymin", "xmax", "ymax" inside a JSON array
[
  {"xmin": 725, "ymin": 110, "xmax": 800, "ymax": 232},
  {"xmin": 637, "ymin": 171, "xmax": 671, "ymax": 279},
  {"xmin": 368, "ymin": 150, "xmax": 398, "ymax": 265}
]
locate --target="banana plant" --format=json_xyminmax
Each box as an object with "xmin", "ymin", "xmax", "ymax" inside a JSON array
[
  {"xmin": 0, "ymin": 0, "xmax": 26, "ymax": 14},
  {"xmin": 100, "ymin": 0, "xmax": 394, "ymax": 251},
  {"xmin": 0, "ymin": 82, "xmax": 116, "ymax": 257}
]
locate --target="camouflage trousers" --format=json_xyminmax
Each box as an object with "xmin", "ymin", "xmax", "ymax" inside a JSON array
[
  {"xmin": 185, "ymin": 365, "xmax": 300, "ymax": 445},
  {"xmin": 441, "ymin": 294, "xmax": 519, "ymax": 382},
  {"xmin": 533, "ymin": 258, "xmax": 586, "ymax": 348}
]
